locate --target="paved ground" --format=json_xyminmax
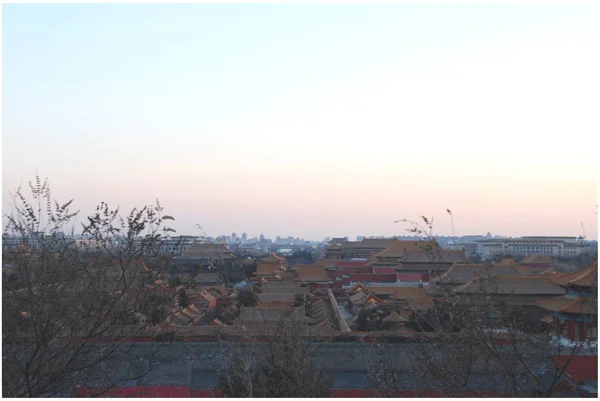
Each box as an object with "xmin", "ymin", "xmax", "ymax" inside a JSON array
[{"xmin": 77, "ymin": 340, "xmax": 572, "ymax": 392}]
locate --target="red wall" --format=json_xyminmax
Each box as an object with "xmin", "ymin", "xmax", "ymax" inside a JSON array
[
  {"xmin": 333, "ymin": 261, "xmax": 370, "ymax": 267},
  {"xmin": 554, "ymin": 355, "xmax": 598, "ymax": 384},
  {"xmin": 189, "ymin": 389, "xmax": 226, "ymax": 397},
  {"xmin": 348, "ymin": 274, "xmax": 397, "ymax": 282},
  {"xmin": 77, "ymin": 386, "xmax": 560, "ymax": 398},
  {"xmin": 76, "ymin": 386, "xmax": 191, "ymax": 397},
  {"xmin": 396, "ymin": 272, "xmax": 430, "ymax": 282},
  {"xmin": 329, "ymin": 267, "xmax": 372, "ymax": 275}
]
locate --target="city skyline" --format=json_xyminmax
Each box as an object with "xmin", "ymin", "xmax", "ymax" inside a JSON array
[{"xmin": 3, "ymin": 3, "xmax": 598, "ymax": 241}]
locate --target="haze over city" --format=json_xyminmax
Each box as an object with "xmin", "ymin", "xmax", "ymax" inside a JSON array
[{"xmin": 2, "ymin": 3, "xmax": 598, "ymax": 241}]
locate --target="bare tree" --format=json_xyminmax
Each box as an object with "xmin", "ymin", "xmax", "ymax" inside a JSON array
[
  {"xmin": 178, "ymin": 287, "xmax": 189, "ymax": 309},
  {"xmin": 216, "ymin": 306, "xmax": 336, "ymax": 397},
  {"xmin": 2, "ymin": 175, "xmax": 175, "ymax": 397},
  {"xmin": 365, "ymin": 214, "xmax": 589, "ymax": 397},
  {"xmin": 236, "ymin": 289, "xmax": 259, "ymax": 308}
]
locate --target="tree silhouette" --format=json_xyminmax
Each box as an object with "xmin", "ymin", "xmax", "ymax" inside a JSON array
[
  {"xmin": 236, "ymin": 289, "xmax": 258, "ymax": 308},
  {"xmin": 178, "ymin": 287, "xmax": 189, "ymax": 309}
]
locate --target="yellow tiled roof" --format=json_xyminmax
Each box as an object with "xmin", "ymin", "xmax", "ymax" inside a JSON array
[
  {"xmin": 551, "ymin": 261, "xmax": 597, "ymax": 289},
  {"xmin": 374, "ymin": 239, "xmax": 437, "ymax": 258}
]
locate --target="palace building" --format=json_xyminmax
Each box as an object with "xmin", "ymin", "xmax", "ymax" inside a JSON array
[
  {"xmin": 538, "ymin": 261, "xmax": 597, "ymax": 341},
  {"xmin": 254, "ymin": 253, "xmax": 287, "ymax": 280},
  {"xmin": 455, "ymin": 275, "xmax": 565, "ymax": 306},
  {"xmin": 431, "ymin": 262, "xmax": 524, "ymax": 287},
  {"xmin": 324, "ymin": 238, "xmax": 394, "ymax": 260},
  {"xmin": 369, "ymin": 239, "xmax": 466, "ymax": 274}
]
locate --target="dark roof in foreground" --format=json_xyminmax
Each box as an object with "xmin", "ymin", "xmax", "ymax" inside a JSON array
[
  {"xmin": 434, "ymin": 263, "xmax": 523, "ymax": 285},
  {"xmin": 551, "ymin": 261, "xmax": 597, "ymax": 289},
  {"xmin": 456, "ymin": 276, "xmax": 566, "ymax": 296}
]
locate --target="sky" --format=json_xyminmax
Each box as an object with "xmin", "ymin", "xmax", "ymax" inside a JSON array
[{"xmin": 2, "ymin": 3, "xmax": 598, "ymax": 241}]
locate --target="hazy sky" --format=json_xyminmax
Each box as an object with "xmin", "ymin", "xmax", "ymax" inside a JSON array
[{"xmin": 2, "ymin": 3, "xmax": 598, "ymax": 241}]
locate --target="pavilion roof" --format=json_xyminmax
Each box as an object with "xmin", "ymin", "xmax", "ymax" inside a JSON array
[
  {"xmin": 170, "ymin": 305, "xmax": 204, "ymax": 325},
  {"xmin": 365, "ymin": 294, "xmax": 383, "ymax": 304},
  {"xmin": 346, "ymin": 285, "xmax": 429, "ymax": 301},
  {"xmin": 382, "ymin": 310, "xmax": 409, "ymax": 323},
  {"xmin": 255, "ymin": 264, "xmax": 276, "ymax": 276},
  {"xmin": 367, "ymin": 251, "xmax": 380, "ymax": 263},
  {"xmin": 551, "ymin": 261, "xmax": 597, "ymax": 289},
  {"xmin": 257, "ymin": 293, "xmax": 298, "ymax": 303},
  {"xmin": 494, "ymin": 258, "xmax": 517, "ymax": 267},
  {"xmin": 401, "ymin": 249, "xmax": 467, "ymax": 264},
  {"xmin": 347, "ymin": 283, "xmax": 368, "ymax": 294},
  {"xmin": 362, "ymin": 286, "xmax": 414, "ymax": 297},
  {"xmin": 375, "ymin": 239, "xmax": 437, "ymax": 258},
  {"xmin": 433, "ymin": 263, "xmax": 523, "ymax": 285},
  {"xmin": 307, "ymin": 299, "xmax": 337, "ymax": 330},
  {"xmin": 326, "ymin": 241, "xmax": 359, "ymax": 250},
  {"xmin": 296, "ymin": 265, "xmax": 329, "ymax": 282},
  {"xmin": 349, "ymin": 291, "xmax": 368, "ymax": 305},
  {"xmin": 537, "ymin": 295, "xmax": 597, "ymax": 315},
  {"xmin": 262, "ymin": 281, "xmax": 306, "ymax": 290},
  {"xmin": 354, "ymin": 238, "xmax": 395, "ymax": 249},
  {"xmin": 456, "ymin": 275, "xmax": 565, "ymax": 296},
  {"xmin": 259, "ymin": 253, "xmax": 285, "ymax": 263},
  {"xmin": 519, "ymin": 255, "xmax": 555, "ymax": 266},
  {"xmin": 515, "ymin": 266, "xmax": 555, "ymax": 277}
]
